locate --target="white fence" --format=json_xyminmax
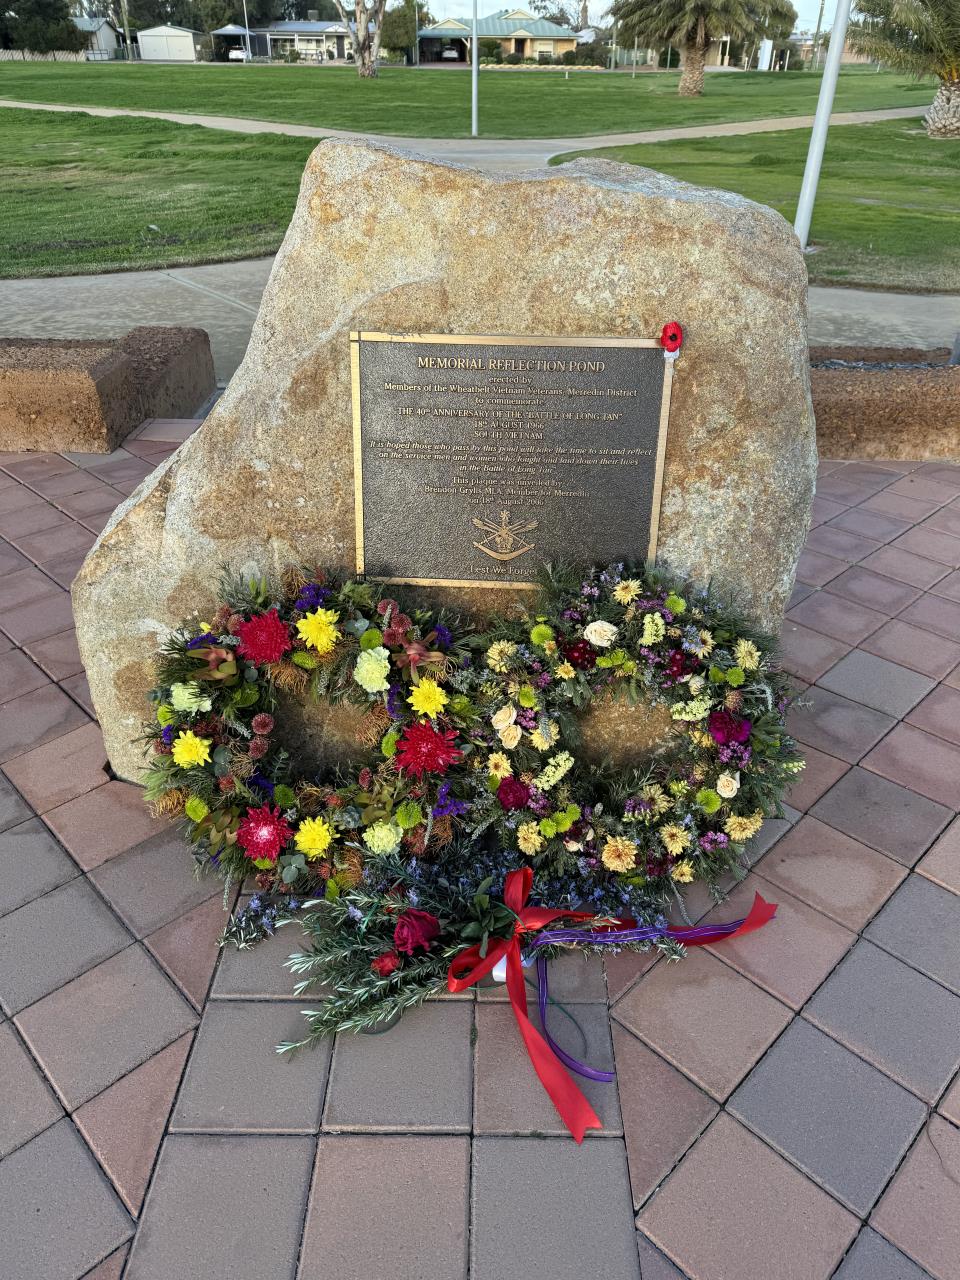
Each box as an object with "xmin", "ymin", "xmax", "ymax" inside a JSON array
[{"xmin": 0, "ymin": 48, "xmax": 87, "ymax": 61}]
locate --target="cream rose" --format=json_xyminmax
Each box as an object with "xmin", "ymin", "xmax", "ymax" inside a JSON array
[
  {"xmin": 583, "ymin": 620, "xmax": 618, "ymax": 649},
  {"xmin": 491, "ymin": 704, "xmax": 517, "ymax": 732},
  {"xmin": 716, "ymin": 771, "xmax": 740, "ymax": 800},
  {"xmin": 498, "ymin": 723, "xmax": 522, "ymax": 750}
]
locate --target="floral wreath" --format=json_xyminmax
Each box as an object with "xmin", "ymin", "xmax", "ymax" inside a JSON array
[{"xmin": 143, "ymin": 558, "xmax": 802, "ymax": 1037}]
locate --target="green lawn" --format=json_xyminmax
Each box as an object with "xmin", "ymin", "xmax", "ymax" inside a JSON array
[
  {"xmin": 0, "ymin": 109, "xmax": 316, "ymax": 277},
  {"xmin": 554, "ymin": 120, "xmax": 960, "ymax": 291},
  {"xmin": 0, "ymin": 62, "xmax": 935, "ymax": 139}
]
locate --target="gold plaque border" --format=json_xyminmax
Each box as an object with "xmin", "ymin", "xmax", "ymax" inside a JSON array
[{"xmin": 350, "ymin": 331, "xmax": 675, "ymax": 589}]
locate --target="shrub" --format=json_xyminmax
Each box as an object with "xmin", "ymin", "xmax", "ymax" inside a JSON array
[{"xmin": 504, "ymin": 50, "xmax": 522, "ymax": 63}]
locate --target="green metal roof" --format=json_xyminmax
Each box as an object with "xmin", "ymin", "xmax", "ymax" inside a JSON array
[{"xmin": 420, "ymin": 9, "xmax": 575, "ymax": 38}]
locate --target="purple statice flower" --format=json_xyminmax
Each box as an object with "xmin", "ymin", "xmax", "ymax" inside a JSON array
[
  {"xmin": 526, "ymin": 788, "xmax": 550, "ymax": 817},
  {"xmin": 187, "ymin": 631, "xmax": 217, "ymax": 649},
  {"xmin": 432, "ymin": 781, "xmax": 468, "ymax": 818},
  {"xmin": 161, "ymin": 725, "xmax": 175, "ymax": 746},
  {"xmin": 295, "ymin": 582, "xmax": 331, "ymax": 611},
  {"xmin": 432, "ymin": 624, "xmax": 452, "ymax": 649},
  {"xmin": 249, "ymin": 772, "xmax": 275, "ymax": 796},
  {"xmin": 386, "ymin": 683, "xmax": 404, "ymax": 720}
]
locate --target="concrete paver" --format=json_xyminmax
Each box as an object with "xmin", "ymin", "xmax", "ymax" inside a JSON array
[{"xmin": 0, "ymin": 451, "xmax": 958, "ymax": 1277}]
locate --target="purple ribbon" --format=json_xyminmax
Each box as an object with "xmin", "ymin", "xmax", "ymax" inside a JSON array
[
  {"xmin": 536, "ymin": 957, "xmax": 614, "ymax": 1084},
  {"xmin": 530, "ymin": 918, "xmax": 748, "ymax": 949}
]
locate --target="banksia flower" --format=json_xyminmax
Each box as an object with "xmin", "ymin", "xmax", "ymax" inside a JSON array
[
  {"xmin": 229, "ymin": 747, "xmax": 255, "ymax": 780},
  {"xmin": 149, "ymin": 787, "xmax": 189, "ymax": 819},
  {"xmin": 430, "ymin": 814, "xmax": 454, "ymax": 849},
  {"xmin": 337, "ymin": 850, "xmax": 364, "ymax": 888},
  {"xmin": 211, "ymin": 604, "xmax": 233, "ymax": 632},
  {"xmin": 281, "ymin": 563, "xmax": 309, "ymax": 596},
  {"xmin": 265, "ymin": 661, "xmax": 309, "ymax": 695},
  {"xmin": 356, "ymin": 705, "xmax": 391, "ymax": 748},
  {"xmin": 403, "ymin": 827, "xmax": 428, "ymax": 856},
  {"xmin": 295, "ymin": 782, "xmax": 327, "ymax": 815},
  {"xmin": 227, "ymin": 613, "xmax": 245, "ymax": 634},
  {"xmin": 724, "ymin": 690, "xmax": 744, "ymax": 712},
  {"xmin": 218, "ymin": 775, "xmax": 236, "ymax": 794},
  {"xmin": 255, "ymin": 872, "xmax": 274, "ymax": 891}
]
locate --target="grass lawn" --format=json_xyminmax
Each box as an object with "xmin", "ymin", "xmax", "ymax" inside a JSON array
[
  {"xmin": 0, "ymin": 62, "xmax": 935, "ymax": 139},
  {"xmin": 0, "ymin": 108, "xmax": 316, "ymax": 277},
  {"xmin": 554, "ymin": 119, "xmax": 960, "ymax": 292}
]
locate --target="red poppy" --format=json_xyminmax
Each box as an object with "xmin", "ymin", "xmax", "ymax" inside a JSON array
[{"xmin": 660, "ymin": 322, "xmax": 683, "ymax": 353}]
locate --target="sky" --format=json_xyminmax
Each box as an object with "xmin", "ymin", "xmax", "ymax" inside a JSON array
[{"xmin": 435, "ymin": 0, "xmax": 831, "ymax": 34}]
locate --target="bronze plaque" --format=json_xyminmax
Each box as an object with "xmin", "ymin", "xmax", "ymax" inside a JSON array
[{"xmin": 351, "ymin": 332, "xmax": 674, "ymax": 589}]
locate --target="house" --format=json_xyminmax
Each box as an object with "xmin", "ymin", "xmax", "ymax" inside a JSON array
[
  {"xmin": 247, "ymin": 20, "xmax": 356, "ymax": 61},
  {"xmin": 418, "ymin": 8, "xmax": 577, "ymax": 63},
  {"xmin": 137, "ymin": 24, "xmax": 204, "ymax": 61},
  {"xmin": 72, "ymin": 16, "xmax": 121, "ymax": 60}
]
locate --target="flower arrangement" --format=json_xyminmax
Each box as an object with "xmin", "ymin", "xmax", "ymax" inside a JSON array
[{"xmin": 143, "ymin": 561, "xmax": 803, "ymax": 1041}]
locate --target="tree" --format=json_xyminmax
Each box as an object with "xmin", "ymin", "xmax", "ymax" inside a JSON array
[
  {"xmin": 6, "ymin": 0, "xmax": 88, "ymax": 50},
  {"xmin": 609, "ymin": 0, "xmax": 797, "ymax": 95},
  {"xmin": 847, "ymin": 0, "xmax": 960, "ymax": 138},
  {"xmin": 378, "ymin": 0, "xmax": 430, "ymax": 55},
  {"xmin": 530, "ymin": 0, "xmax": 577, "ymax": 25},
  {"xmin": 331, "ymin": 0, "xmax": 383, "ymax": 73}
]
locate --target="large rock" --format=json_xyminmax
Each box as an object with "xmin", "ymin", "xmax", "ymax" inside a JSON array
[{"xmin": 74, "ymin": 140, "xmax": 816, "ymax": 781}]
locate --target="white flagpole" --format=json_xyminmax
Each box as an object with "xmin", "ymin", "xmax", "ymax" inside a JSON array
[
  {"xmin": 471, "ymin": 0, "xmax": 479, "ymax": 136},
  {"xmin": 794, "ymin": 0, "xmax": 852, "ymax": 249}
]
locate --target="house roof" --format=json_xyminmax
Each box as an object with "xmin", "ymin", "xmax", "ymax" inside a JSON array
[
  {"xmin": 420, "ymin": 8, "xmax": 574, "ymax": 38},
  {"xmin": 73, "ymin": 16, "xmax": 117, "ymax": 32},
  {"xmin": 253, "ymin": 19, "xmax": 351, "ymax": 33},
  {"xmin": 211, "ymin": 23, "xmax": 251, "ymax": 35}
]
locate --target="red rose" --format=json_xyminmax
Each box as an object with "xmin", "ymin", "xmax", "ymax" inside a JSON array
[
  {"xmin": 707, "ymin": 710, "xmax": 752, "ymax": 746},
  {"xmin": 497, "ymin": 776, "xmax": 532, "ymax": 811},
  {"xmin": 371, "ymin": 950, "xmax": 401, "ymax": 976},
  {"xmin": 660, "ymin": 321, "xmax": 683, "ymax": 353},
  {"xmin": 561, "ymin": 639, "xmax": 596, "ymax": 671},
  {"xmin": 393, "ymin": 909, "xmax": 441, "ymax": 955}
]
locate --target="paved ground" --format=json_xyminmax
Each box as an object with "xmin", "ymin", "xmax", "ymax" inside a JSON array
[
  {"xmin": 0, "ymin": 99, "xmax": 927, "ymax": 170},
  {"xmin": 4, "ymin": 255, "xmax": 959, "ymax": 383},
  {"xmin": 1, "ymin": 435, "xmax": 959, "ymax": 1279}
]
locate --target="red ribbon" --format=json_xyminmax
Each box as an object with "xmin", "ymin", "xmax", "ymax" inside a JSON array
[{"xmin": 447, "ymin": 868, "xmax": 776, "ymax": 1142}]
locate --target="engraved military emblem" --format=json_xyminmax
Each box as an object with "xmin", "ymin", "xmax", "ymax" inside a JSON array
[{"xmin": 472, "ymin": 511, "xmax": 538, "ymax": 562}]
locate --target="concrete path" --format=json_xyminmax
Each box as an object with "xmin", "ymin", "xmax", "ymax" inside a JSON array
[
  {"xmin": 0, "ymin": 97, "xmax": 927, "ymax": 170},
  {"xmin": 2, "ymin": 256, "xmax": 958, "ymax": 381}
]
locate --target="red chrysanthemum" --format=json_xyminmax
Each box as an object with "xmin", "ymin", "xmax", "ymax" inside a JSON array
[
  {"xmin": 394, "ymin": 721, "xmax": 463, "ymax": 778},
  {"xmin": 660, "ymin": 321, "xmax": 683, "ymax": 353},
  {"xmin": 234, "ymin": 609, "xmax": 292, "ymax": 665},
  {"xmin": 236, "ymin": 804, "xmax": 293, "ymax": 863}
]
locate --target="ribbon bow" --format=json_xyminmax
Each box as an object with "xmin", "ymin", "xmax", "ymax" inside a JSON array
[{"xmin": 448, "ymin": 868, "xmax": 777, "ymax": 1142}]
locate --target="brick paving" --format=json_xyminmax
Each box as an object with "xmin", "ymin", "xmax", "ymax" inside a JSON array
[{"xmin": 0, "ymin": 441, "xmax": 959, "ymax": 1279}]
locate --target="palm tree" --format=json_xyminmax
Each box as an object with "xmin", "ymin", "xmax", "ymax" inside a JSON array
[
  {"xmin": 609, "ymin": 0, "xmax": 797, "ymax": 95},
  {"xmin": 847, "ymin": 0, "xmax": 960, "ymax": 138}
]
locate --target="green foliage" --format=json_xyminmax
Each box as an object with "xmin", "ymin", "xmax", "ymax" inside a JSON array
[
  {"xmin": 3, "ymin": 0, "xmax": 86, "ymax": 52},
  {"xmin": 848, "ymin": 0, "xmax": 960, "ymax": 83}
]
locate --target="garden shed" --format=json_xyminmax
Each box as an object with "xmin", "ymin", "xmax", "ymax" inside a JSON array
[{"xmin": 137, "ymin": 24, "xmax": 203, "ymax": 61}]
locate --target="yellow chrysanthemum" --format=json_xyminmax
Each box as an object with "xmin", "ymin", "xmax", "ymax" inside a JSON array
[
  {"xmin": 296, "ymin": 608, "xmax": 340, "ymax": 655},
  {"xmin": 529, "ymin": 721, "xmax": 559, "ymax": 752},
  {"xmin": 555, "ymin": 661, "xmax": 576, "ymax": 680},
  {"xmin": 613, "ymin": 578, "xmax": 641, "ymax": 605},
  {"xmin": 294, "ymin": 815, "xmax": 335, "ymax": 860},
  {"xmin": 171, "ymin": 730, "xmax": 212, "ymax": 770},
  {"xmin": 690, "ymin": 630, "xmax": 715, "ymax": 658},
  {"xmin": 601, "ymin": 835, "xmax": 637, "ymax": 873},
  {"xmin": 671, "ymin": 859, "xmax": 695, "ymax": 884},
  {"xmin": 408, "ymin": 678, "xmax": 448, "ymax": 720},
  {"xmin": 518, "ymin": 822, "xmax": 545, "ymax": 856},
  {"xmin": 660, "ymin": 823, "xmax": 692, "ymax": 856},
  {"xmin": 487, "ymin": 752, "xmax": 513, "ymax": 780},
  {"xmin": 734, "ymin": 639, "xmax": 761, "ymax": 671},
  {"xmin": 486, "ymin": 640, "xmax": 518, "ymax": 674},
  {"xmin": 725, "ymin": 811, "xmax": 765, "ymax": 841}
]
